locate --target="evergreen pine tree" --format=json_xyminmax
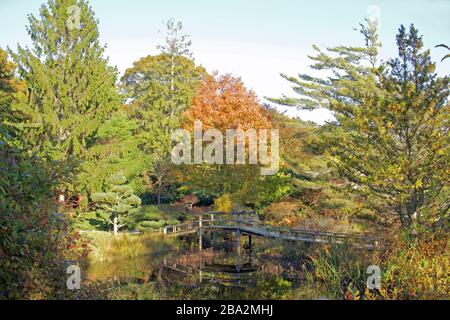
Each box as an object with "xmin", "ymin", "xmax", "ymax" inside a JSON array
[
  {"xmin": 270, "ymin": 21, "xmax": 449, "ymax": 230},
  {"xmin": 10, "ymin": 0, "xmax": 119, "ymax": 163},
  {"xmin": 121, "ymin": 19, "xmax": 207, "ymax": 204},
  {"xmin": 92, "ymin": 173, "xmax": 141, "ymax": 236}
]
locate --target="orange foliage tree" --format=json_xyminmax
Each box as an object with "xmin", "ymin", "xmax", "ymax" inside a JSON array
[
  {"xmin": 177, "ymin": 73, "xmax": 276, "ymax": 208},
  {"xmin": 184, "ymin": 73, "xmax": 272, "ymax": 131}
]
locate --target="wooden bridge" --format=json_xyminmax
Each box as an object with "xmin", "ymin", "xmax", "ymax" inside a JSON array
[{"xmin": 162, "ymin": 211, "xmax": 378, "ymax": 249}]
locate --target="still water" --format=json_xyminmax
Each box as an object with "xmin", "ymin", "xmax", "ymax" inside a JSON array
[{"xmin": 160, "ymin": 234, "xmax": 330, "ymax": 300}]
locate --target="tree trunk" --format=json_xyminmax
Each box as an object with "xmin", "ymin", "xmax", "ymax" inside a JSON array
[
  {"xmin": 157, "ymin": 178, "xmax": 162, "ymax": 205},
  {"xmin": 157, "ymin": 186, "xmax": 161, "ymax": 205},
  {"xmin": 171, "ymin": 54, "xmax": 175, "ymax": 92},
  {"xmin": 113, "ymin": 216, "xmax": 119, "ymax": 236}
]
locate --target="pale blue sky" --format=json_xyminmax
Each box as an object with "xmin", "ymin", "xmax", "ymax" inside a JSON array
[{"xmin": 1, "ymin": 0, "xmax": 449, "ymax": 123}]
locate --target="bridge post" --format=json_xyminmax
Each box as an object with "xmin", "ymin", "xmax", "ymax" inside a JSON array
[
  {"xmin": 198, "ymin": 215, "xmax": 203, "ymax": 251},
  {"xmin": 236, "ymin": 213, "xmax": 241, "ymax": 273},
  {"xmin": 248, "ymin": 235, "xmax": 253, "ymax": 266}
]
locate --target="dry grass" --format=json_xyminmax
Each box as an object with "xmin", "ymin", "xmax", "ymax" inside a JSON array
[{"xmin": 83, "ymin": 231, "xmax": 174, "ymax": 283}]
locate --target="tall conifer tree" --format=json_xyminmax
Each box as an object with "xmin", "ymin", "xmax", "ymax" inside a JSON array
[
  {"xmin": 271, "ymin": 21, "xmax": 449, "ymax": 229},
  {"xmin": 11, "ymin": 0, "xmax": 119, "ymax": 162},
  {"xmin": 121, "ymin": 19, "xmax": 206, "ymax": 204}
]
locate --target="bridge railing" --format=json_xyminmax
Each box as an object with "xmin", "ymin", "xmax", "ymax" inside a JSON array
[
  {"xmin": 163, "ymin": 218, "xmax": 259, "ymax": 235},
  {"xmin": 163, "ymin": 220, "xmax": 200, "ymax": 235},
  {"xmin": 163, "ymin": 212, "xmax": 260, "ymax": 235}
]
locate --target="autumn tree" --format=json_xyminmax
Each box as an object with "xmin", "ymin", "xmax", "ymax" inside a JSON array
[
  {"xmin": 181, "ymin": 73, "xmax": 276, "ymax": 208},
  {"xmin": 185, "ymin": 73, "xmax": 272, "ymax": 131},
  {"xmin": 270, "ymin": 20, "xmax": 449, "ymax": 230}
]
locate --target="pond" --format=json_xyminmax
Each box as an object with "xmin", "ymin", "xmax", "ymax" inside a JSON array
[{"xmin": 159, "ymin": 232, "xmax": 331, "ymax": 300}]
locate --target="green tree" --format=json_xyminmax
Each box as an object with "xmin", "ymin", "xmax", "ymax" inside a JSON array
[
  {"xmin": 121, "ymin": 20, "xmax": 207, "ymax": 204},
  {"xmin": 157, "ymin": 18, "xmax": 194, "ymax": 96},
  {"xmin": 10, "ymin": 0, "xmax": 119, "ymax": 193},
  {"xmin": 92, "ymin": 173, "xmax": 142, "ymax": 236},
  {"xmin": 0, "ymin": 48, "xmax": 23, "ymax": 142},
  {"xmin": 271, "ymin": 21, "xmax": 449, "ymax": 230},
  {"xmin": 77, "ymin": 108, "xmax": 145, "ymax": 199}
]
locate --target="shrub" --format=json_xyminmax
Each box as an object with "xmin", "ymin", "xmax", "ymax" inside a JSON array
[
  {"xmin": 254, "ymin": 276, "xmax": 293, "ymax": 299},
  {"xmin": 138, "ymin": 206, "xmax": 164, "ymax": 220},
  {"xmin": 166, "ymin": 219, "xmax": 180, "ymax": 226},
  {"xmin": 137, "ymin": 221, "xmax": 163, "ymax": 232},
  {"xmin": 214, "ymin": 193, "xmax": 233, "ymax": 212},
  {"xmin": 0, "ymin": 144, "xmax": 85, "ymax": 299},
  {"xmin": 377, "ymin": 233, "xmax": 449, "ymax": 300},
  {"xmin": 141, "ymin": 211, "xmax": 162, "ymax": 221},
  {"xmin": 318, "ymin": 198, "xmax": 349, "ymax": 210}
]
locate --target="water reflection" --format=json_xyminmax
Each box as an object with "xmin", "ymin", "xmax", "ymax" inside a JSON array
[
  {"xmin": 160, "ymin": 232, "xmax": 329, "ymax": 299},
  {"xmin": 163, "ymin": 248, "xmax": 257, "ymax": 286}
]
